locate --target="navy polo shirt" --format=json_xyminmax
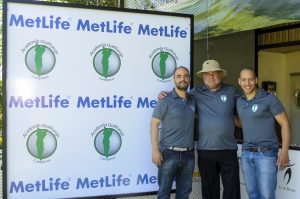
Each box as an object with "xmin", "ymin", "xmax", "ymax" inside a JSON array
[
  {"xmin": 191, "ymin": 83, "xmax": 240, "ymax": 150},
  {"xmin": 236, "ymin": 89, "xmax": 285, "ymax": 149},
  {"xmin": 152, "ymin": 89, "xmax": 196, "ymax": 152}
]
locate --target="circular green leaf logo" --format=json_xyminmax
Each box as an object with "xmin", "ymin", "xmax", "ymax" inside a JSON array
[
  {"xmin": 27, "ymin": 128, "xmax": 57, "ymax": 160},
  {"xmin": 93, "ymin": 48, "xmax": 121, "ymax": 78},
  {"xmin": 25, "ymin": 44, "xmax": 56, "ymax": 76},
  {"xmin": 152, "ymin": 51, "xmax": 176, "ymax": 80},
  {"xmin": 94, "ymin": 127, "xmax": 122, "ymax": 158}
]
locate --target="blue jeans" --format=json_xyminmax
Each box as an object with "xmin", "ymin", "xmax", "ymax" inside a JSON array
[
  {"xmin": 157, "ymin": 149, "xmax": 195, "ymax": 199},
  {"xmin": 241, "ymin": 148, "xmax": 278, "ymax": 199}
]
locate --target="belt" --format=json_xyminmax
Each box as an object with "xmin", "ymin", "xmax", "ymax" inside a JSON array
[
  {"xmin": 168, "ymin": 146, "xmax": 194, "ymax": 152},
  {"xmin": 246, "ymin": 146, "xmax": 274, "ymax": 152}
]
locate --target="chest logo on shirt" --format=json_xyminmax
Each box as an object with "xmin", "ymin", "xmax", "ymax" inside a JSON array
[
  {"xmin": 220, "ymin": 95, "xmax": 227, "ymax": 102},
  {"xmin": 190, "ymin": 105, "xmax": 195, "ymax": 112},
  {"xmin": 252, "ymin": 104, "xmax": 258, "ymax": 112}
]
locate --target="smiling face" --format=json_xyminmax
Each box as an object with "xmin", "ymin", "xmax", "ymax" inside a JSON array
[
  {"xmin": 202, "ymin": 71, "xmax": 223, "ymax": 91},
  {"xmin": 238, "ymin": 68, "xmax": 258, "ymax": 97},
  {"xmin": 173, "ymin": 67, "xmax": 190, "ymax": 91}
]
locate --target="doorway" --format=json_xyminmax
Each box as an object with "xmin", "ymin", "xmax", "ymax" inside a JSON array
[{"xmin": 258, "ymin": 47, "xmax": 300, "ymax": 146}]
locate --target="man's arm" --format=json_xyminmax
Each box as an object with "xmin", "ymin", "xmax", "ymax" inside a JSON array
[
  {"xmin": 234, "ymin": 116, "xmax": 242, "ymax": 128},
  {"xmin": 158, "ymin": 91, "xmax": 168, "ymax": 100},
  {"xmin": 275, "ymin": 111, "xmax": 291, "ymax": 170},
  {"xmin": 150, "ymin": 117, "xmax": 163, "ymax": 165},
  {"xmin": 158, "ymin": 87, "xmax": 195, "ymax": 100}
]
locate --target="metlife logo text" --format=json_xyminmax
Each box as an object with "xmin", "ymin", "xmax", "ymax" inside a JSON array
[
  {"xmin": 9, "ymin": 14, "xmax": 188, "ymax": 38},
  {"xmin": 9, "ymin": 173, "xmax": 158, "ymax": 194},
  {"xmin": 8, "ymin": 95, "xmax": 157, "ymax": 109}
]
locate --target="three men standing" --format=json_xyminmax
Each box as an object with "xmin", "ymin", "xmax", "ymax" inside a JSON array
[{"xmin": 151, "ymin": 63, "xmax": 291, "ymax": 199}]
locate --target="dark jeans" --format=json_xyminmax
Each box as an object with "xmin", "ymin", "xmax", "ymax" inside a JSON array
[
  {"xmin": 197, "ymin": 150, "xmax": 241, "ymax": 199},
  {"xmin": 157, "ymin": 149, "xmax": 195, "ymax": 199}
]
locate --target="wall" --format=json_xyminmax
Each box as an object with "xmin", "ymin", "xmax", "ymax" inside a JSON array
[
  {"xmin": 286, "ymin": 51, "xmax": 300, "ymax": 72},
  {"xmin": 258, "ymin": 51, "xmax": 287, "ymax": 108},
  {"xmin": 286, "ymin": 51, "xmax": 300, "ymax": 113}
]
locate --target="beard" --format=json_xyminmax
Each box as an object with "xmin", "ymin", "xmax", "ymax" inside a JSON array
[{"xmin": 175, "ymin": 81, "xmax": 188, "ymax": 91}]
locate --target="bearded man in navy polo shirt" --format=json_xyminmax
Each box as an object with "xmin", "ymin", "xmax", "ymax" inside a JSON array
[
  {"xmin": 151, "ymin": 66, "xmax": 196, "ymax": 199},
  {"xmin": 236, "ymin": 68, "xmax": 291, "ymax": 199}
]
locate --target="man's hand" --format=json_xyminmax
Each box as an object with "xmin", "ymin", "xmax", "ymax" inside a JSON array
[
  {"xmin": 152, "ymin": 149, "xmax": 163, "ymax": 165},
  {"xmin": 150, "ymin": 118, "xmax": 162, "ymax": 165},
  {"xmin": 277, "ymin": 150, "xmax": 289, "ymax": 170},
  {"xmin": 158, "ymin": 91, "xmax": 168, "ymax": 100},
  {"xmin": 275, "ymin": 112, "xmax": 291, "ymax": 170}
]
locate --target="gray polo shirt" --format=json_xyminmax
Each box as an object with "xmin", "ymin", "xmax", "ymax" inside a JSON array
[
  {"xmin": 191, "ymin": 83, "xmax": 239, "ymax": 150},
  {"xmin": 236, "ymin": 88, "xmax": 285, "ymax": 149},
  {"xmin": 152, "ymin": 89, "xmax": 196, "ymax": 152}
]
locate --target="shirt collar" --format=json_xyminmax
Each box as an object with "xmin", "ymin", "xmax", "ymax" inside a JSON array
[
  {"xmin": 171, "ymin": 88, "xmax": 190, "ymax": 100},
  {"xmin": 201, "ymin": 83, "xmax": 223, "ymax": 92},
  {"xmin": 241, "ymin": 88, "xmax": 263, "ymax": 101}
]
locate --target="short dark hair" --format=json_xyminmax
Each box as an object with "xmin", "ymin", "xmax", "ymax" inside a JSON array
[
  {"xmin": 240, "ymin": 67, "xmax": 257, "ymax": 77},
  {"xmin": 173, "ymin": 66, "xmax": 190, "ymax": 77}
]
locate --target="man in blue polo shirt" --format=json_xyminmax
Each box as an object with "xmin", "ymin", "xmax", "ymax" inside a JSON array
[
  {"xmin": 194, "ymin": 60, "xmax": 240, "ymax": 199},
  {"xmin": 151, "ymin": 66, "xmax": 196, "ymax": 199},
  {"xmin": 236, "ymin": 68, "xmax": 291, "ymax": 199}
]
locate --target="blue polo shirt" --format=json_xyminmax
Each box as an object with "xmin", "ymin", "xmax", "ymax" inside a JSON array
[
  {"xmin": 152, "ymin": 89, "xmax": 196, "ymax": 152},
  {"xmin": 191, "ymin": 83, "xmax": 240, "ymax": 150},
  {"xmin": 236, "ymin": 88, "xmax": 285, "ymax": 149}
]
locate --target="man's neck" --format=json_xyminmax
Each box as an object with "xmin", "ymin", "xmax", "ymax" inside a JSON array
[
  {"xmin": 175, "ymin": 88, "xmax": 187, "ymax": 99},
  {"xmin": 245, "ymin": 89, "xmax": 257, "ymax": 100},
  {"xmin": 209, "ymin": 84, "xmax": 221, "ymax": 92}
]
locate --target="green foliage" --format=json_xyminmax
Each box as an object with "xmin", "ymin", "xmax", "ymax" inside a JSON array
[
  {"xmin": 0, "ymin": 2, "xmax": 2, "ymax": 135},
  {"xmin": 0, "ymin": 80, "xmax": 2, "ymax": 132},
  {"xmin": 47, "ymin": 0, "xmax": 119, "ymax": 7},
  {"xmin": 0, "ymin": 1, "xmax": 2, "ymax": 68}
]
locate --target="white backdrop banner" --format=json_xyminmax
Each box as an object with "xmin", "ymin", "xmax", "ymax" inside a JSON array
[{"xmin": 4, "ymin": 1, "xmax": 192, "ymax": 198}]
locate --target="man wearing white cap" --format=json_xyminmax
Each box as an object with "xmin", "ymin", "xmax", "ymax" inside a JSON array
[
  {"xmin": 159, "ymin": 60, "xmax": 240, "ymax": 199},
  {"xmin": 194, "ymin": 60, "xmax": 240, "ymax": 199}
]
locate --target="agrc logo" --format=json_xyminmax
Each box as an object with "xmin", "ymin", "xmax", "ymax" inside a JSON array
[
  {"xmin": 152, "ymin": 51, "xmax": 176, "ymax": 81},
  {"xmin": 94, "ymin": 124, "xmax": 123, "ymax": 160},
  {"xmin": 26, "ymin": 127, "xmax": 57, "ymax": 161},
  {"xmin": 93, "ymin": 47, "xmax": 121, "ymax": 79},
  {"xmin": 25, "ymin": 43, "xmax": 56, "ymax": 77}
]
